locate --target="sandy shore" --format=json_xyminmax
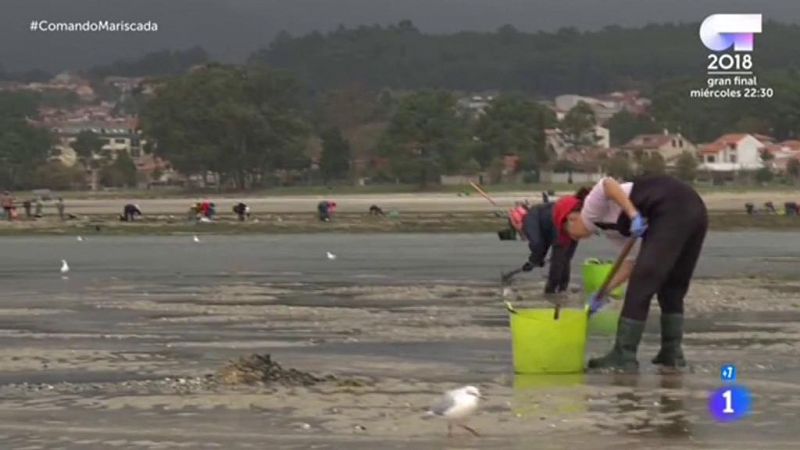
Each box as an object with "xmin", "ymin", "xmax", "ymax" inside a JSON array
[
  {"xmin": 2, "ymin": 189, "xmax": 797, "ymax": 236},
  {"xmin": 1, "ymin": 211, "xmax": 799, "ymax": 236},
  {"xmin": 12, "ymin": 189, "xmax": 800, "ymax": 215}
]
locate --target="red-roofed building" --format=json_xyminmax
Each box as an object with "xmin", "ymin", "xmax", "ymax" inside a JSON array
[
  {"xmin": 764, "ymin": 141, "xmax": 800, "ymax": 173},
  {"xmin": 700, "ymin": 134, "xmax": 765, "ymax": 172},
  {"xmin": 753, "ymin": 134, "xmax": 776, "ymax": 145},
  {"xmin": 779, "ymin": 140, "xmax": 800, "ymax": 151}
]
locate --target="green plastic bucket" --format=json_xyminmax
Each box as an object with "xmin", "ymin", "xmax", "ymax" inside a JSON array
[
  {"xmin": 508, "ymin": 306, "xmax": 588, "ymax": 374},
  {"xmin": 582, "ymin": 258, "xmax": 626, "ymax": 299},
  {"xmin": 582, "ymin": 259, "xmax": 626, "ymax": 335}
]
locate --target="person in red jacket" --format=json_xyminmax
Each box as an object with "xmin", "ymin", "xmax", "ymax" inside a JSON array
[{"xmin": 511, "ymin": 188, "xmax": 589, "ymax": 294}]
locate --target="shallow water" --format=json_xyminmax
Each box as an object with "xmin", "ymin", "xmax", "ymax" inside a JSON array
[{"xmin": 0, "ymin": 232, "xmax": 798, "ymax": 448}]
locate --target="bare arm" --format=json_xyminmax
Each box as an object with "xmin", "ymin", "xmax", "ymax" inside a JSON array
[
  {"xmin": 605, "ymin": 259, "xmax": 634, "ymax": 294},
  {"xmin": 602, "ymin": 178, "xmax": 639, "ymax": 219}
]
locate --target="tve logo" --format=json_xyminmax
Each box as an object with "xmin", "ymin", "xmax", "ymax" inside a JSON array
[{"xmin": 700, "ymin": 14, "xmax": 762, "ymax": 52}]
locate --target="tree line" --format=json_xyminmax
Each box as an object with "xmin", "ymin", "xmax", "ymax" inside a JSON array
[
  {"xmin": 251, "ymin": 20, "xmax": 800, "ymax": 96},
  {"xmin": 0, "ymin": 92, "xmax": 54, "ymax": 189},
  {"xmin": 138, "ymin": 64, "xmax": 565, "ymax": 188}
]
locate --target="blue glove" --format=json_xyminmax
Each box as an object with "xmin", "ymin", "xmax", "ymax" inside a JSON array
[
  {"xmin": 589, "ymin": 292, "xmax": 609, "ymax": 315},
  {"xmin": 630, "ymin": 214, "xmax": 648, "ymax": 238}
]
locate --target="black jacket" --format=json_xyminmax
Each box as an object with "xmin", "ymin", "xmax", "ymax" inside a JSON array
[{"xmin": 522, "ymin": 203, "xmax": 557, "ymax": 267}]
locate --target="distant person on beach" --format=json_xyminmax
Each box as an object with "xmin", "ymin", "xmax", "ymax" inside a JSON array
[
  {"xmin": 1, "ymin": 191, "xmax": 14, "ymax": 221},
  {"xmin": 197, "ymin": 201, "xmax": 216, "ymax": 220},
  {"xmin": 233, "ymin": 202, "xmax": 250, "ymax": 221},
  {"xmin": 34, "ymin": 198, "xmax": 43, "ymax": 218},
  {"xmin": 23, "ymin": 200, "xmax": 32, "ymax": 218},
  {"xmin": 318, "ymin": 201, "xmax": 336, "ymax": 222},
  {"xmin": 57, "ymin": 198, "xmax": 65, "ymax": 220},
  {"xmin": 121, "ymin": 204, "xmax": 142, "ymax": 222}
]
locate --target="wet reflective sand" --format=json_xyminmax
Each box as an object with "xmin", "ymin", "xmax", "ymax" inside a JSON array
[{"xmin": 0, "ymin": 232, "xmax": 798, "ymax": 449}]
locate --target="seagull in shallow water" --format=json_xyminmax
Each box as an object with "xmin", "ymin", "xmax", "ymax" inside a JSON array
[
  {"xmin": 426, "ymin": 385, "xmax": 482, "ymax": 437},
  {"xmin": 326, "ymin": 251, "xmax": 337, "ymax": 260},
  {"xmin": 60, "ymin": 259, "xmax": 70, "ymax": 274},
  {"xmin": 193, "ymin": 235, "xmax": 200, "ymax": 243},
  {"xmin": 76, "ymin": 236, "xmax": 84, "ymax": 242}
]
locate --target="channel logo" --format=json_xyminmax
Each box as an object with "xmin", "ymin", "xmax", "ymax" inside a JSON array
[{"xmin": 699, "ymin": 14, "xmax": 762, "ymax": 52}]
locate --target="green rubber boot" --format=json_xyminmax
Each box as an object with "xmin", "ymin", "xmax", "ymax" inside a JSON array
[
  {"xmin": 651, "ymin": 313, "xmax": 687, "ymax": 368},
  {"xmin": 587, "ymin": 317, "xmax": 645, "ymax": 372}
]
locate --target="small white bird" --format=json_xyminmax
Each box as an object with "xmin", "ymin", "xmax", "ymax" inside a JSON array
[
  {"xmin": 76, "ymin": 236, "xmax": 84, "ymax": 242},
  {"xmin": 193, "ymin": 235, "xmax": 200, "ymax": 243},
  {"xmin": 326, "ymin": 251, "xmax": 337, "ymax": 260},
  {"xmin": 502, "ymin": 287, "xmax": 513, "ymax": 298},
  {"xmin": 60, "ymin": 259, "xmax": 70, "ymax": 274},
  {"xmin": 426, "ymin": 385, "xmax": 482, "ymax": 437}
]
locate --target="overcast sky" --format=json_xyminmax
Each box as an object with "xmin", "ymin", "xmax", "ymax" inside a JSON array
[{"xmin": 1, "ymin": 0, "xmax": 795, "ymax": 72}]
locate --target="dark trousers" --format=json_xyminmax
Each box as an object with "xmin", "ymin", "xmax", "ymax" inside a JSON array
[
  {"xmin": 545, "ymin": 241, "xmax": 577, "ymax": 294},
  {"xmin": 621, "ymin": 198, "xmax": 708, "ymax": 321}
]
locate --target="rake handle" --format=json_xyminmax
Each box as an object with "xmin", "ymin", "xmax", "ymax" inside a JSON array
[
  {"xmin": 555, "ymin": 237, "xmax": 636, "ymax": 320},
  {"xmin": 596, "ymin": 238, "xmax": 637, "ymax": 299}
]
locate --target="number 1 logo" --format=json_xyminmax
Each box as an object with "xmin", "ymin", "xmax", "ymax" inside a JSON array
[
  {"xmin": 709, "ymin": 386, "xmax": 752, "ymax": 422},
  {"xmin": 722, "ymin": 389, "xmax": 734, "ymax": 414}
]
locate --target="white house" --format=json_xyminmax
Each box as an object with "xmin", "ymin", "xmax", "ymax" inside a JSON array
[
  {"xmin": 621, "ymin": 130, "xmax": 695, "ymax": 164},
  {"xmin": 700, "ymin": 134, "xmax": 765, "ymax": 172},
  {"xmin": 595, "ymin": 126, "xmax": 611, "ymax": 149},
  {"xmin": 546, "ymin": 125, "xmax": 610, "ymax": 159}
]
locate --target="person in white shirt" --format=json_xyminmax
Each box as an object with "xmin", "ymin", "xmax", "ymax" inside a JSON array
[{"xmin": 566, "ymin": 175, "xmax": 708, "ymax": 371}]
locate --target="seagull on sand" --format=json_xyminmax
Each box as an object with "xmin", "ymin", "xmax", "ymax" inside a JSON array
[
  {"xmin": 76, "ymin": 236, "xmax": 84, "ymax": 242},
  {"xmin": 60, "ymin": 259, "xmax": 70, "ymax": 274},
  {"xmin": 326, "ymin": 251, "xmax": 337, "ymax": 260},
  {"xmin": 425, "ymin": 385, "xmax": 482, "ymax": 437},
  {"xmin": 193, "ymin": 235, "xmax": 200, "ymax": 243}
]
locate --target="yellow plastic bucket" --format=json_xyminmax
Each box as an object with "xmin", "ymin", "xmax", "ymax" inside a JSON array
[{"xmin": 508, "ymin": 306, "xmax": 588, "ymax": 374}]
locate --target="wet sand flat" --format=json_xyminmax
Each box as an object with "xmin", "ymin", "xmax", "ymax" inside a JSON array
[{"xmin": 0, "ymin": 233, "xmax": 799, "ymax": 448}]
